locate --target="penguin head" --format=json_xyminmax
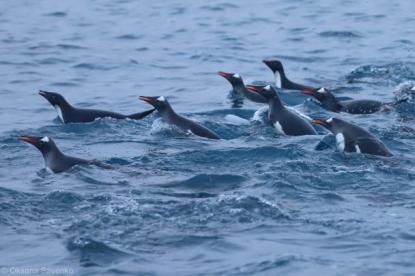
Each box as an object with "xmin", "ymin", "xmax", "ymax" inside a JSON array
[
  {"xmin": 21, "ymin": 135, "xmax": 57, "ymax": 155},
  {"xmin": 303, "ymin": 88, "xmax": 342, "ymax": 112},
  {"xmin": 139, "ymin": 96, "xmax": 171, "ymax": 111},
  {"xmin": 245, "ymin": 84, "xmax": 277, "ymax": 99},
  {"xmin": 217, "ymin": 71, "xmax": 244, "ymax": 87},
  {"xmin": 39, "ymin": 90, "xmax": 68, "ymax": 107},
  {"xmin": 263, "ymin": 60, "xmax": 284, "ymax": 73}
]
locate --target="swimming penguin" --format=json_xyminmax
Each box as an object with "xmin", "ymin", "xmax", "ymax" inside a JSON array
[
  {"xmin": 138, "ymin": 96, "xmax": 220, "ymax": 140},
  {"xmin": 217, "ymin": 71, "xmax": 267, "ymax": 103},
  {"xmin": 311, "ymin": 117, "xmax": 392, "ymax": 157},
  {"xmin": 246, "ymin": 85, "xmax": 317, "ymax": 136},
  {"xmin": 21, "ymin": 135, "xmax": 92, "ymax": 173},
  {"xmin": 263, "ymin": 59, "xmax": 316, "ymax": 90},
  {"xmin": 39, "ymin": 90, "xmax": 155, "ymax": 123},
  {"xmin": 303, "ymin": 88, "xmax": 383, "ymax": 114}
]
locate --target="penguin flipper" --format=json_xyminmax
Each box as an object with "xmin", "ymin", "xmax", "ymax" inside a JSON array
[
  {"xmin": 315, "ymin": 134, "xmax": 336, "ymax": 151},
  {"xmin": 128, "ymin": 108, "xmax": 156, "ymax": 120},
  {"xmin": 189, "ymin": 124, "xmax": 220, "ymax": 140},
  {"xmin": 184, "ymin": 119, "xmax": 220, "ymax": 140}
]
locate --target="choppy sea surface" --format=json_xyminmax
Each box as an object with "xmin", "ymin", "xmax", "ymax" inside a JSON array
[{"xmin": 1, "ymin": 0, "xmax": 415, "ymax": 275}]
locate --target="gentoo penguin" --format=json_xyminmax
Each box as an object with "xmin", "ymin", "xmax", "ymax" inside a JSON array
[
  {"xmin": 138, "ymin": 96, "xmax": 220, "ymax": 140},
  {"xmin": 21, "ymin": 135, "xmax": 91, "ymax": 173},
  {"xmin": 217, "ymin": 71, "xmax": 267, "ymax": 103},
  {"xmin": 311, "ymin": 117, "xmax": 392, "ymax": 157},
  {"xmin": 246, "ymin": 85, "xmax": 317, "ymax": 136},
  {"xmin": 303, "ymin": 88, "xmax": 383, "ymax": 114},
  {"xmin": 263, "ymin": 59, "xmax": 316, "ymax": 91},
  {"xmin": 39, "ymin": 90, "xmax": 155, "ymax": 123}
]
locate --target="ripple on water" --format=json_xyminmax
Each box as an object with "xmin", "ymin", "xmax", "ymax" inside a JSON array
[
  {"xmin": 163, "ymin": 174, "xmax": 248, "ymax": 191},
  {"xmin": 66, "ymin": 236, "xmax": 132, "ymax": 267},
  {"xmin": 43, "ymin": 12, "xmax": 67, "ymax": 17},
  {"xmin": 319, "ymin": 30, "xmax": 362, "ymax": 38},
  {"xmin": 346, "ymin": 63, "xmax": 415, "ymax": 85},
  {"xmin": 56, "ymin": 44, "xmax": 88, "ymax": 50},
  {"xmin": 115, "ymin": 34, "xmax": 143, "ymax": 40}
]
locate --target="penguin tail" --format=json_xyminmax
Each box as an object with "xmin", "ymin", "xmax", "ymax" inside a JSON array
[
  {"xmin": 87, "ymin": 159, "xmax": 115, "ymax": 170},
  {"xmin": 381, "ymin": 98, "xmax": 410, "ymax": 112},
  {"xmin": 127, "ymin": 108, "xmax": 156, "ymax": 120},
  {"xmin": 380, "ymin": 96, "xmax": 411, "ymax": 106}
]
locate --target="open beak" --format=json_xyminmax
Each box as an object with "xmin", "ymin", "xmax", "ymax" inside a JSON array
[
  {"xmin": 38, "ymin": 91, "xmax": 54, "ymax": 105},
  {"xmin": 217, "ymin": 71, "xmax": 233, "ymax": 79},
  {"xmin": 303, "ymin": 89, "xmax": 318, "ymax": 96},
  {"xmin": 311, "ymin": 119, "xmax": 328, "ymax": 127},
  {"xmin": 39, "ymin": 90, "xmax": 47, "ymax": 96},
  {"xmin": 38, "ymin": 90, "xmax": 51, "ymax": 99},
  {"xmin": 138, "ymin": 96, "xmax": 156, "ymax": 104},
  {"xmin": 20, "ymin": 135, "xmax": 38, "ymax": 145}
]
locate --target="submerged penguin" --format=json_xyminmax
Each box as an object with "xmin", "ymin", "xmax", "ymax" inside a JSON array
[
  {"xmin": 217, "ymin": 71, "xmax": 267, "ymax": 103},
  {"xmin": 39, "ymin": 90, "xmax": 155, "ymax": 123},
  {"xmin": 311, "ymin": 117, "xmax": 392, "ymax": 157},
  {"xmin": 263, "ymin": 59, "xmax": 316, "ymax": 91},
  {"xmin": 138, "ymin": 96, "xmax": 220, "ymax": 140},
  {"xmin": 21, "ymin": 135, "xmax": 92, "ymax": 173},
  {"xmin": 303, "ymin": 88, "xmax": 384, "ymax": 114},
  {"xmin": 246, "ymin": 85, "xmax": 317, "ymax": 136}
]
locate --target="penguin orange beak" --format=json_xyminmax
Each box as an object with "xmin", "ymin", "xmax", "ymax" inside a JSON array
[
  {"xmin": 217, "ymin": 71, "xmax": 234, "ymax": 79},
  {"xmin": 303, "ymin": 89, "xmax": 318, "ymax": 96},
  {"xmin": 245, "ymin": 85, "xmax": 263, "ymax": 93},
  {"xmin": 311, "ymin": 119, "xmax": 329, "ymax": 127},
  {"xmin": 21, "ymin": 135, "xmax": 38, "ymax": 145}
]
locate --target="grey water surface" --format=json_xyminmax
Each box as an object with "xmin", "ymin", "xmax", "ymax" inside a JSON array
[{"xmin": 1, "ymin": 0, "xmax": 415, "ymax": 275}]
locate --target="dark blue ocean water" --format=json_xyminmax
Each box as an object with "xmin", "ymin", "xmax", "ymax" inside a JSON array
[{"xmin": 1, "ymin": 0, "xmax": 415, "ymax": 275}]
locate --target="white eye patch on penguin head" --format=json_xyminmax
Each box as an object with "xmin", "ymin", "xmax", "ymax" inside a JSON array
[
  {"xmin": 157, "ymin": 96, "xmax": 166, "ymax": 102},
  {"xmin": 40, "ymin": 136, "xmax": 50, "ymax": 143}
]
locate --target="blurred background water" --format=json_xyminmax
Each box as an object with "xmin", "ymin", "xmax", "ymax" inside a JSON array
[{"xmin": 1, "ymin": 0, "xmax": 415, "ymax": 275}]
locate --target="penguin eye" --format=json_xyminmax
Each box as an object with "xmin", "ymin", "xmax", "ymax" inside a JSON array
[
  {"xmin": 233, "ymin": 73, "xmax": 240, "ymax": 78},
  {"xmin": 264, "ymin": 85, "xmax": 271, "ymax": 90}
]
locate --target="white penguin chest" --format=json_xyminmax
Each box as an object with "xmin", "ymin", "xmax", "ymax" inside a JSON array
[
  {"xmin": 273, "ymin": 121, "xmax": 285, "ymax": 135},
  {"xmin": 335, "ymin": 133, "xmax": 345, "ymax": 151},
  {"xmin": 44, "ymin": 159, "xmax": 54, "ymax": 173},
  {"xmin": 274, "ymin": 71, "xmax": 282, "ymax": 88},
  {"xmin": 54, "ymin": 105, "xmax": 65, "ymax": 123}
]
